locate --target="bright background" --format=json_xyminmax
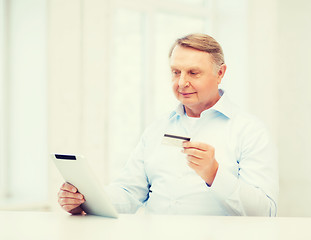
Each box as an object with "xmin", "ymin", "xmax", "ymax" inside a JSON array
[{"xmin": 1, "ymin": 0, "xmax": 311, "ymax": 217}]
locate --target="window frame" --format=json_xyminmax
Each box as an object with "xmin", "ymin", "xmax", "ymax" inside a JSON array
[{"xmin": 0, "ymin": 0, "xmax": 9, "ymax": 200}]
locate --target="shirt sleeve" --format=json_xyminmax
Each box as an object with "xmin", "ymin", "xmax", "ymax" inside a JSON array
[
  {"xmin": 209, "ymin": 120, "xmax": 279, "ymax": 216},
  {"xmin": 105, "ymin": 132, "xmax": 150, "ymax": 214}
]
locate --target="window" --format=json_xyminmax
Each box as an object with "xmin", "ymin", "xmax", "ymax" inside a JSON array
[
  {"xmin": 0, "ymin": 0, "xmax": 48, "ymax": 209},
  {"xmin": 107, "ymin": 0, "xmax": 212, "ymax": 179},
  {"xmin": 108, "ymin": 9, "xmax": 144, "ymax": 177}
]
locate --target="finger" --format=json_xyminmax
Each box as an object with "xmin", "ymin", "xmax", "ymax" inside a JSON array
[
  {"xmin": 187, "ymin": 160, "xmax": 200, "ymax": 169},
  {"xmin": 58, "ymin": 190, "xmax": 84, "ymax": 199},
  {"xmin": 69, "ymin": 206, "xmax": 85, "ymax": 215},
  {"xmin": 183, "ymin": 141, "xmax": 211, "ymax": 151},
  {"xmin": 182, "ymin": 148, "xmax": 204, "ymax": 159},
  {"xmin": 186, "ymin": 155, "xmax": 201, "ymax": 166},
  {"xmin": 63, "ymin": 205, "xmax": 82, "ymax": 213},
  {"xmin": 58, "ymin": 197, "xmax": 85, "ymax": 206},
  {"xmin": 60, "ymin": 182, "xmax": 78, "ymax": 193}
]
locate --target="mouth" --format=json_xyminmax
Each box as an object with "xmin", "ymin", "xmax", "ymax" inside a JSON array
[{"xmin": 179, "ymin": 92, "xmax": 196, "ymax": 97}]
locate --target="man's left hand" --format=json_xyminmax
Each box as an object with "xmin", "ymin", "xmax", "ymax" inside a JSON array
[{"xmin": 182, "ymin": 141, "xmax": 219, "ymax": 186}]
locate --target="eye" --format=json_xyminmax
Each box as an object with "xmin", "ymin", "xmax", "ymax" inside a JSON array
[
  {"xmin": 189, "ymin": 70, "xmax": 201, "ymax": 78},
  {"xmin": 171, "ymin": 69, "xmax": 180, "ymax": 76},
  {"xmin": 189, "ymin": 70, "xmax": 199, "ymax": 75}
]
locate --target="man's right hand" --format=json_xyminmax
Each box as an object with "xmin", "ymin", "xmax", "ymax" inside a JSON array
[{"xmin": 58, "ymin": 182, "xmax": 86, "ymax": 215}]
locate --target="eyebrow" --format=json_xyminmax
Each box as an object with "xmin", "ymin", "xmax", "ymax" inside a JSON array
[{"xmin": 170, "ymin": 65, "xmax": 201, "ymax": 71}]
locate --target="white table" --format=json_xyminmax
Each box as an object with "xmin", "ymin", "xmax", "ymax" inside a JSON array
[{"xmin": 1, "ymin": 211, "xmax": 311, "ymax": 240}]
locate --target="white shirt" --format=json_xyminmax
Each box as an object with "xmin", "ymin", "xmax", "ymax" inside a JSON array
[{"xmin": 106, "ymin": 90, "xmax": 279, "ymax": 216}]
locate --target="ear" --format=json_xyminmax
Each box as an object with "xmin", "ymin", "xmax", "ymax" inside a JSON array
[{"xmin": 217, "ymin": 64, "xmax": 227, "ymax": 84}]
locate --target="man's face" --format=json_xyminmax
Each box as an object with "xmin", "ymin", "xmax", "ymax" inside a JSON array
[{"xmin": 170, "ymin": 45, "xmax": 225, "ymax": 117}]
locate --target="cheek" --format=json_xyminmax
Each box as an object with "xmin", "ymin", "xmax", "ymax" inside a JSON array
[
  {"xmin": 171, "ymin": 80, "xmax": 178, "ymax": 92},
  {"xmin": 196, "ymin": 78, "xmax": 216, "ymax": 92}
]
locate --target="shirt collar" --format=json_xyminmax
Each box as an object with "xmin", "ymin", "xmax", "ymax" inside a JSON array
[
  {"xmin": 169, "ymin": 104, "xmax": 185, "ymax": 120},
  {"xmin": 169, "ymin": 89, "xmax": 237, "ymax": 120},
  {"xmin": 209, "ymin": 89, "xmax": 236, "ymax": 119}
]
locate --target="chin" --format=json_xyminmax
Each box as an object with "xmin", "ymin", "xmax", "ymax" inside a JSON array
[{"xmin": 179, "ymin": 98, "xmax": 195, "ymax": 106}]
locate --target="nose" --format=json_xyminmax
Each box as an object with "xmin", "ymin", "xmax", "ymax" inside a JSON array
[{"xmin": 178, "ymin": 73, "xmax": 189, "ymax": 88}]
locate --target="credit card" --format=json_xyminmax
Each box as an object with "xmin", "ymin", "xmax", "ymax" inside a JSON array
[{"xmin": 162, "ymin": 134, "xmax": 191, "ymax": 148}]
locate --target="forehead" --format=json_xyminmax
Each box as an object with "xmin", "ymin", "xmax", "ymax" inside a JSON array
[{"xmin": 169, "ymin": 45, "xmax": 213, "ymax": 69}]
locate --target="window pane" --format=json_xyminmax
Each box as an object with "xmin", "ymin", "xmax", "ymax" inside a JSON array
[
  {"xmin": 108, "ymin": 9, "xmax": 143, "ymax": 179},
  {"xmin": 7, "ymin": 0, "xmax": 47, "ymax": 202},
  {"xmin": 153, "ymin": 13, "xmax": 205, "ymax": 117}
]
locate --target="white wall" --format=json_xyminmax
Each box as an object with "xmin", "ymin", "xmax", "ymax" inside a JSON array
[
  {"xmin": 243, "ymin": 0, "xmax": 311, "ymax": 217},
  {"xmin": 277, "ymin": 0, "xmax": 311, "ymax": 217}
]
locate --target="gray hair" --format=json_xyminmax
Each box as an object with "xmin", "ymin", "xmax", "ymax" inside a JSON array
[{"xmin": 169, "ymin": 33, "xmax": 225, "ymax": 69}]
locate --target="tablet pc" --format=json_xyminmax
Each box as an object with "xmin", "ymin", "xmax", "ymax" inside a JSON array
[{"xmin": 51, "ymin": 153, "xmax": 118, "ymax": 218}]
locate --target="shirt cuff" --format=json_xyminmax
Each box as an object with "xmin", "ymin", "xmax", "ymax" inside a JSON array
[{"xmin": 208, "ymin": 163, "xmax": 239, "ymax": 200}]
